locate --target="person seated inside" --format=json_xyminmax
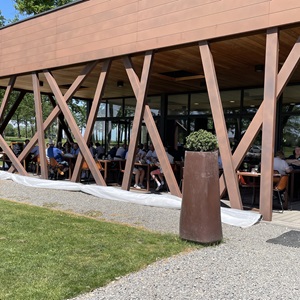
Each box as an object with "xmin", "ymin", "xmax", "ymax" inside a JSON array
[
  {"xmin": 88, "ymin": 141, "xmax": 96, "ymax": 157},
  {"xmin": 286, "ymin": 146, "xmax": 300, "ymax": 169},
  {"xmin": 95, "ymin": 142, "xmax": 105, "ymax": 159},
  {"xmin": 115, "ymin": 143, "xmax": 127, "ymax": 160},
  {"xmin": 146, "ymin": 143, "xmax": 157, "ymax": 163},
  {"xmin": 108, "ymin": 145, "xmax": 117, "ymax": 159},
  {"xmin": 274, "ymin": 150, "xmax": 292, "ymax": 175},
  {"xmin": 70, "ymin": 142, "xmax": 80, "ymax": 156},
  {"xmin": 47, "ymin": 140, "xmax": 69, "ymax": 177},
  {"xmin": 63, "ymin": 141, "xmax": 72, "ymax": 154},
  {"xmin": 150, "ymin": 147, "xmax": 174, "ymax": 191},
  {"xmin": 125, "ymin": 148, "xmax": 145, "ymax": 189}
]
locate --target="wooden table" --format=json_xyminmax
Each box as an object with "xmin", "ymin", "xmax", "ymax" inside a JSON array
[
  {"xmin": 237, "ymin": 171, "xmax": 282, "ymax": 207},
  {"xmin": 99, "ymin": 159, "xmax": 122, "ymax": 183}
]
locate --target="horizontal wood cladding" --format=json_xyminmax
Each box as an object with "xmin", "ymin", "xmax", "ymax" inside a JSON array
[{"xmin": 1, "ymin": 0, "xmax": 300, "ymax": 77}]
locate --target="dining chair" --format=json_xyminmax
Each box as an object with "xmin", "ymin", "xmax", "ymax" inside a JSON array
[
  {"xmin": 49, "ymin": 157, "xmax": 65, "ymax": 179},
  {"xmin": 273, "ymin": 175, "xmax": 289, "ymax": 213},
  {"xmin": 81, "ymin": 159, "xmax": 104, "ymax": 183}
]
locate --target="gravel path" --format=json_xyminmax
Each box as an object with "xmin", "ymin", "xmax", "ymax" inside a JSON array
[{"xmin": 1, "ymin": 180, "xmax": 299, "ymax": 299}]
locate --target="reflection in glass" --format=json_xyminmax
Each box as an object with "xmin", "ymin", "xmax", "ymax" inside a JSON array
[
  {"xmin": 243, "ymin": 88, "xmax": 263, "ymax": 113},
  {"xmin": 97, "ymin": 102, "xmax": 107, "ymax": 118},
  {"xmin": 221, "ymin": 90, "xmax": 241, "ymax": 114},
  {"xmin": 107, "ymin": 99, "xmax": 123, "ymax": 117},
  {"xmin": 168, "ymin": 94, "xmax": 188, "ymax": 115},
  {"xmin": 282, "ymin": 85, "xmax": 300, "ymax": 113},
  {"xmin": 190, "ymin": 93, "xmax": 210, "ymax": 115},
  {"xmin": 282, "ymin": 115, "xmax": 300, "ymax": 157},
  {"xmin": 124, "ymin": 98, "xmax": 136, "ymax": 117},
  {"xmin": 93, "ymin": 121, "xmax": 105, "ymax": 145},
  {"xmin": 147, "ymin": 96, "xmax": 161, "ymax": 116}
]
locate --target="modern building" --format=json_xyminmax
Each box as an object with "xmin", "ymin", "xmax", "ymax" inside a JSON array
[{"xmin": 1, "ymin": 0, "xmax": 300, "ymax": 221}]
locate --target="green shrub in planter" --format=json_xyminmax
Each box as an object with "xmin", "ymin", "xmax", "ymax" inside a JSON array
[{"xmin": 185, "ymin": 129, "xmax": 218, "ymax": 152}]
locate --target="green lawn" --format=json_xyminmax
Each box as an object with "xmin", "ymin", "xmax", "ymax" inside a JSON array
[{"xmin": 0, "ymin": 199, "xmax": 198, "ymax": 300}]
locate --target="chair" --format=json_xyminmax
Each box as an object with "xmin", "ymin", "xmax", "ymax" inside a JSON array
[
  {"xmin": 238, "ymin": 174, "xmax": 260, "ymax": 206},
  {"xmin": 81, "ymin": 159, "xmax": 104, "ymax": 183},
  {"xmin": 117, "ymin": 159, "xmax": 127, "ymax": 185},
  {"xmin": 273, "ymin": 175, "xmax": 289, "ymax": 212},
  {"xmin": 49, "ymin": 157, "xmax": 65, "ymax": 179}
]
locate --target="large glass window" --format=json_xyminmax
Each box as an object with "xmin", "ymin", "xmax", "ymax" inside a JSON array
[
  {"xmin": 243, "ymin": 88, "xmax": 263, "ymax": 113},
  {"xmin": 221, "ymin": 90, "xmax": 241, "ymax": 114},
  {"xmin": 190, "ymin": 93, "xmax": 210, "ymax": 115},
  {"xmin": 282, "ymin": 85, "xmax": 300, "ymax": 113},
  {"xmin": 107, "ymin": 99, "xmax": 123, "ymax": 117},
  {"xmin": 147, "ymin": 96, "xmax": 161, "ymax": 116},
  {"xmin": 97, "ymin": 102, "xmax": 107, "ymax": 118},
  {"xmin": 167, "ymin": 94, "xmax": 188, "ymax": 115},
  {"xmin": 124, "ymin": 98, "xmax": 136, "ymax": 117},
  {"xmin": 93, "ymin": 121, "xmax": 106, "ymax": 144}
]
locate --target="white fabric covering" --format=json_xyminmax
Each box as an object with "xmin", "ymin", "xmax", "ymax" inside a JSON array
[{"xmin": 0, "ymin": 171, "xmax": 261, "ymax": 228}]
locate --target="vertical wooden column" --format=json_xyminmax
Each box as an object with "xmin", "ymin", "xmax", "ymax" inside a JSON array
[
  {"xmin": 32, "ymin": 73, "xmax": 48, "ymax": 179},
  {"xmin": 260, "ymin": 28, "xmax": 279, "ymax": 221},
  {"xmin": 199, "ymin": 41, "xmax": 242, "ymax": 209}
]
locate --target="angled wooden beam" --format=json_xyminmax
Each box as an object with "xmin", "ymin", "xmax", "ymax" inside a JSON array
[
  {"xmin": 0, "ymin": 91, "xmax": 26, "ymax": 134},
  {"xmin": 144, "ymin": 105, "xmax": 182, "ymax": 197},
  {"xmin": 121, "ymin": 52, "xmax": 153, "ymax": 191},
  {"xmin": 44, "ymin": 70, "xmax": 106, "ymax": 185},
  {"xmin": 123, "ymin": 52, "xmax": 181, "ymax": 197},
  {"xmin": 9, "ymin": 61, "xmax": 99, "ymax": 172},
  {"xmin": 32, "ymin": 72, "xmax": 48, "ymax": 179},
  {"xmin": 199, "ymin": 41, "xmax": 242, "ymax": 209},
  {"xmin": 219, "ymin": 34, "xmax": 300, "ymax": 196},
  {"xmin": 72, "ymin": 59, "xmax": 111, "ymax": 182},
  {"xmin": 0, "ymin": 76, "xmax": 16, "ymax": 123},
  {"xmin": 259, "ymin": 28, "xmax": 279, "ymax": 221},
  {"xmin": 0, "ymin": 135, "xmax": 27, "ymax": 175}
]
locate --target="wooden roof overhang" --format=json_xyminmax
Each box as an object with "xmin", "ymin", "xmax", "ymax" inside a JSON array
[{"xmin": 1, "ymin": 0, "xmax": 300, "ymax": 220}]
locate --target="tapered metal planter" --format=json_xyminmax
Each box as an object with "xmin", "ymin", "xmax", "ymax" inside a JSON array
[{"xmin": 179, "ymin": 151, "xmax": 222, "ymax": 244}]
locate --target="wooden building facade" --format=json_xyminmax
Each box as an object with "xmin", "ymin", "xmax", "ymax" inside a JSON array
[{"xmin": 1, "ymin": 0, "xmax": 300, "ymax": 221}]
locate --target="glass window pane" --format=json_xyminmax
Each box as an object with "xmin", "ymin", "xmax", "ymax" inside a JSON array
[
  {"xmin": 107, "ymin": 99, "xmax": 123, "ymax": 117},
  {"xmin": 243, "ymin": 88, "xmax": 263, "ymax": 113},
  {"xmin": 168, "ymin": 94, "xmax": 188, "ymax": 115},
  {"xmin": 282, "ymin": 85, "xmax": 300, "ymax": 113},
  {"xmin": 221, "ymin": 90, "xmax": 241, "ymax": 114},
  {"xmin": 124, "ymin": 98, "xmax": 136, "ymax": 117},
  {"xmin": 93, "ymin": 120, "xmax": 106, "ymax": 147},
  {"xmin": 97, "ymin": 102, "xmax": 107, "ymax": 118},
  {"xmin": 148, "ymin": 96, "xmax": 161, "ymax": 116},
  {"xmin": 282, "ymin": 115, "xmax": 300, "ymax": 156},
  {"xmin": 190, "ymin": 93, "xmax": 211, "ymax": 115}
]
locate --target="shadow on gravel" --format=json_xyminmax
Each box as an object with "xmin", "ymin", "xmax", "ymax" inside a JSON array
[{"xmin": 266, "ymin": 230, "xmax": 300, "ymax": 248}]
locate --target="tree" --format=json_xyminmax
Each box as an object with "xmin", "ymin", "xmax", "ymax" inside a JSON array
[
  {"xmin": 14, "ymin": 0, "xmax": 76, "ymax": 15},
  {"xmin": 0, "ymin": 11, "xmax": 5, "ymax": 27}
]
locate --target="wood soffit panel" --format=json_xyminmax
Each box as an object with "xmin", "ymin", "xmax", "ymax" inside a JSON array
[{"xmin": 0, "ymin": 27, "xmax": 300, "ymax": 100}]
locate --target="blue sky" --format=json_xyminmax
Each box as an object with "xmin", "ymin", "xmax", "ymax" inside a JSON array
[{"xmin": 1, "ymin": 0, "xmax": 19, "ymax": 20}]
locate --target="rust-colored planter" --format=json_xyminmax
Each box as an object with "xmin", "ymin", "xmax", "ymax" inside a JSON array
[{"xmin": 179, "ymin": 151, "xmax": 222, "ymax": 244}]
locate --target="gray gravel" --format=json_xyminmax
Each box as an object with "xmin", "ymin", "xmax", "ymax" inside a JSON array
[{"xmin": 1, "ymin": 180, "xmax": 299, "ymax": 300}]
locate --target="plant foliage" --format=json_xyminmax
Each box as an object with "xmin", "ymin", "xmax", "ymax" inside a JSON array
[{"xmin": 185, "ymin": 129, "xmax": 218, "ymax": 152}]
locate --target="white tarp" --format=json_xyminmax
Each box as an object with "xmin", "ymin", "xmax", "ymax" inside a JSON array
[{"xmin": 0, "ymin": 171, "xmax": 261, "ymax": 228}]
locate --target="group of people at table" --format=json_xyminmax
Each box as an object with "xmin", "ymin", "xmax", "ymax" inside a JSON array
[{"xmin": 23, "ymin": 139, "xmax": 175, "ymax": 191}]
